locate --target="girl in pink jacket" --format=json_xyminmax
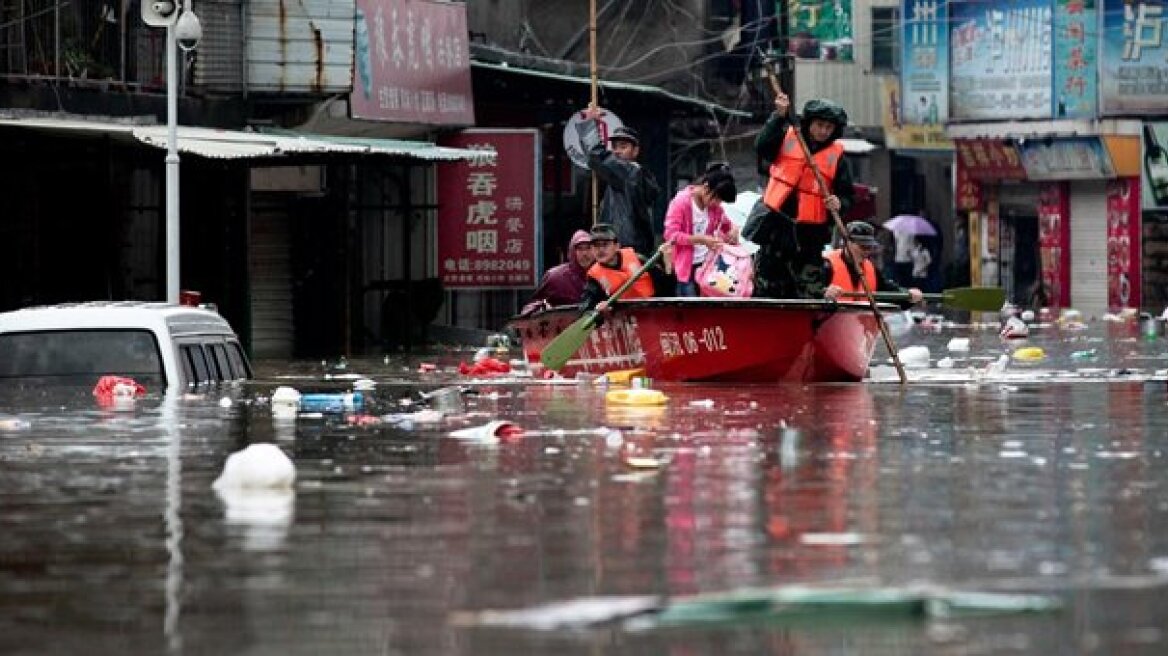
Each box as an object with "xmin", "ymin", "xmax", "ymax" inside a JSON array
[{"xmin": 663, "ymin": 163, "xmax": 740, "ymax": 296}]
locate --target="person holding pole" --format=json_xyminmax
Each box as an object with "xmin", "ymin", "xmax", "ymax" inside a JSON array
[
  {"xmin": 576, "ymin": 107, "xmax": 660, "ymax": 258},
  {"xmin": 580, "ymin": 223, "xmax": 656, "ymax": 313},
  {"xmin": 744, "ymin": 90, "xmax": 855, "ymax": 299},
  {"xmin": 820, "ymin": 221, "xmax": 923, "ymax": 308}
]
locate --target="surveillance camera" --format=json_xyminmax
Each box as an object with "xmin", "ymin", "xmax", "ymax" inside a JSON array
[
  {"xmin": 151, "ymin": 1, "xmax": 176, "ymax": 16},
  {"xmin": 175, "ymin": 10, "xmax": 202, "ymax": 51}
]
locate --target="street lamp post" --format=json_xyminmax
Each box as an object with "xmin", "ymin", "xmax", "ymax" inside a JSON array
[
  {"xmin": 143, "ymin": 1, "xmax": 201, "ymax": 304},
  {"xmin": 165, "ymin": 19, "xmax": 180, "ymax": 304}
]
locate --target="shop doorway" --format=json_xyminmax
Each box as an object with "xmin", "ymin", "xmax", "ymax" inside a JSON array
[{"xmin": 1000, "ymin": 204, "xmax": 1040, "ymax": 307}]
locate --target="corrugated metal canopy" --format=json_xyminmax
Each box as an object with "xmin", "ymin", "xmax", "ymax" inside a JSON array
[{"xmin": 0, "ymin": 117, "xmax": 487, "ymax": 162}]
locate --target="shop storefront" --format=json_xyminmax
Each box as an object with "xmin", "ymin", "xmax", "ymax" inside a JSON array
[{"xmin": 950, "ymin": 128, "xmax": 1143, "ymax": 315}]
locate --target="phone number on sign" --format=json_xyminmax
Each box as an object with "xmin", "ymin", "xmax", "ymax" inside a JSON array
[{"xmin": 658, "ymin": 327, "xmax": 727, "ymax": 358}]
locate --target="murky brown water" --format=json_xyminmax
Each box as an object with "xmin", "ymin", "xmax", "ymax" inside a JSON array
[{"xmin": 2, "ymin": 318, "xmax": 1168, "ymax": 655}]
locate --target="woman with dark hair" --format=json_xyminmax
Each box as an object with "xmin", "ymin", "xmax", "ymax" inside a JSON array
[{"xmin": 663, "ymin": 162, "xmax": 740, "ymax": 297}]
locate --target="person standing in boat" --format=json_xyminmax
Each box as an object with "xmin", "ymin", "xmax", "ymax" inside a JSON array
[
  {"xmin": 577, "ymin": 106, "xmax": 661, "ymax": 257},
  {"xmin": 820, "ymin": 221, "xmax": 923, "ymax": 306},
  {"xmin": 744, "ymin": 91, "xmax": 854, "ymax": 299},
  {"xmin": 520, "ymin": 230, "xmax": 596, "ymax": 314},
  {"xmin": 663, "ymin": 162, "xmax": 740, "ymax": 297},
  {"xmin": 580, "ymin": 223, "xmax": 656, "ymax": 314}
]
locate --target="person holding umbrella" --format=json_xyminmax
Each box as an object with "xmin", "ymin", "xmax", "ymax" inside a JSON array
[{"xmin": 884, "ymin": 212, "xmax": 938, "ymax": 288}]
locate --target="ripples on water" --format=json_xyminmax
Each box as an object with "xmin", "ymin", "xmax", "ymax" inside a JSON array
[{"xmin": 1, "ymin": 321, "xmax": 1167, "ymax": 654}]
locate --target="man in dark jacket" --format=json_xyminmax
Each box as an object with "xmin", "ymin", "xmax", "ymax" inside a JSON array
[
  {"xmin": 520, "ymin": 230, "xmax": 595, "ymax": 314},
  {"xmin": 577, "ymin": 107, "xmax": 660, "ymax": 257},
  {"xmin": 744, "ymin": 92, "xmax": 854, "ymax": 298}
]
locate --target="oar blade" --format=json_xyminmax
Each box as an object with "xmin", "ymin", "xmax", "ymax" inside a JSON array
[
  {"xmin": 539, "ymin": 312, "xmax": 599, "ymax": 371},
  {"xmin": 942, "ymin": 287, "xmax": 1006, "ymax": 312}
]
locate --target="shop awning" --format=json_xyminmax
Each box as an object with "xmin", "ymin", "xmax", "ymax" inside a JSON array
[
  {"xmin": 0, "ymin": 115, "xmax": 487, "ymax": 162},
  {"xmin": 945, "ymin": 118, "xmax": 1142, "ymax": 140}
]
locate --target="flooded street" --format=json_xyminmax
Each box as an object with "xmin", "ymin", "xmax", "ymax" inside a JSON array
[{"xmin": 3, "ymin": 318, "xmax": 1168, "ymax": 655}]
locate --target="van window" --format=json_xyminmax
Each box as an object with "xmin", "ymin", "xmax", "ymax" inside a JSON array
[
  {"xmin": 209, "ymin": 343, "xmax": 234, "ymax": 380},
  {"xmin": 226, "ymin": 343, "xmax": 252, "ymax": 378},
  {"xmin": 0, "ymin": 329, "xmax": 165, "ymax": 387},
  {"xmin": 181, "ymin": 344, "xmax": 212, "ymax": 386}
]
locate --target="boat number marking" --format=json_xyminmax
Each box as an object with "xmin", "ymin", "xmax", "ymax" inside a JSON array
[{"xmin": 659, "ymin": 326, "xmax": 727, "ymax": 356}]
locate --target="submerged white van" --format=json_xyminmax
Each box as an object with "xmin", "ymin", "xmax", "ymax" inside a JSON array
[{"xmin": 0, "ymin": 302, "xmax": 252, "ymax": 391}]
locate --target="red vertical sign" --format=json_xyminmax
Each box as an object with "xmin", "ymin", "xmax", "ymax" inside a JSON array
[
  {"xmin": 437, "ymin": 130, "xmax": 541, "ymax": 289},
  {"xmin": 954, "ymin": 156, "xmax": 982, "ymax": 210},
  {"xmin": 1037, "ymin": 182, "xmax": 1070, "ymax": 309},
  {"xmin": 1106, "ymin": 177, "xmax": 1141, "ymax": 309}
]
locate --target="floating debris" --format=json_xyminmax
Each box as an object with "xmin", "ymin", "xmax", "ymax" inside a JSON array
[
  {"xmin": 453, "ymin": 585, "xmax": 1061, "ymax": 631},
  {"xmin": 212, "ymin": 443, "xmax": 296, "ymax": 491},
  {"xmin": 605, "ymin": 389, "xmax": 668, "ymax": 406},
  {"xmin": 1013, "ymin": 347, "xmax": 1046, "ymax": 362}
]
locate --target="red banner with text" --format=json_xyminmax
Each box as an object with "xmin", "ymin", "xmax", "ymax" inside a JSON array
[
  {"xmin": 1106, "ymin": 177, "xmax": 1141, "ymax": 309},
  {"xmin": 1037, "ymin": 182, "xmax": 1070, "ymax": 309},
  {"xmin": 351, "ymin": 0, "xmax": 475, "ymax": 125},
  {"xmin": 437, "ymin": 130, "xmax": 541, "ymax": 290}
]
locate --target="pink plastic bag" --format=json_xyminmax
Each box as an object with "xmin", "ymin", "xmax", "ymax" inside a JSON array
[{"xmin": 695, "ymin": 244, "xmax": 754, "ymax": 298}]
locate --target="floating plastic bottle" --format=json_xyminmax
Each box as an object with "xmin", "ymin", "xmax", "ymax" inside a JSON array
[{"xmin": 299, "ymin": 392, "xmax": 364, "ymax": 413}]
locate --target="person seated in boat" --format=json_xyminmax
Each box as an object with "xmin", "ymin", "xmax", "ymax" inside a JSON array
[
  {"xmin": 663, "ymin": 162, "xmax": 740, "ymax": 297},
  {"xmin": 580, "ymin": 223, "xmax": 656, "ymax": 314},
  {"xmin": 520, "ymin": 229, "xmax": 595, "ymax": 314},
  {"xmin": 820, "ymin": 221, "xmax": 923, "ymax": 307}
]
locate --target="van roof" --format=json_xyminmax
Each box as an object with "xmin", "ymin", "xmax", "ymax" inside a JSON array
[{"xmin": 0, "ymin": 302, "xmax": 238, "ymax": 338}]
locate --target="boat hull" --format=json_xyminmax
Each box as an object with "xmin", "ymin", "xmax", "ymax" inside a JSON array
[{"xmin": 507, "ymin": 298, "xmax": 887, "ymax": 383}]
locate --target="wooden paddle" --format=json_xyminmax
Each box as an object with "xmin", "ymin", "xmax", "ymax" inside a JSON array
[
  {"xmin": 842, "ymin": 287, "xmax": 1006, "ymax": 312},
  {"xmin": 758, "ymin": 50, "xmax": 909, "ymax": 384},
  {"xmin": 540, "ymin": 245, "xmax": 666, "ymax": 372}
]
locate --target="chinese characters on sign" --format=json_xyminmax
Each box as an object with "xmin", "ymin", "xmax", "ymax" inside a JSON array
[
  {"xmin": 955, "ymin": 157, "xmax": 982, "ymax": 210},
  {"xmin": 949, "ymin": 0, "xmax": 1053, "ymax": 120},
  {"xmin": 352, "ymin": 0, "xmax": 475, "ymax": 125},
  {"xmin": 1106, "ymin": 178, "xmax": 1142, "ymax": 309},
  {"xmin": 954, "ymin": 139, "xmax": 1028, "ymax": 181},
  {"xmin": 1037, "ymin": 182, "xmax": 1070, "ymax": 309},
  {"xmin": 437, "ymin": 130, "xmax": 541, "ymax": 290},
  {"xmin": 900, "ymin": 0, "xmax": 949, "ymax": 125},
  {"xmin": 1100, "ymin": 0, "xmax": 1168, "ymax": 113},
  {"xmin": 1019, "ymin": 137, "xmax": 1116, "ymax": 180},
  {"xmin": 1053, "ymin": 0, "xmax": 1098, "ymax": 118},
  {"xmin": 788, "ymin": 0, "xmax": 855, "ymax": 61}
]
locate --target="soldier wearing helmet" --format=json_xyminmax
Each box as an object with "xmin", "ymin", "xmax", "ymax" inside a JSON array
[{"xmin": 742, "ymin": 93, "xmax": 855, "ymax": 299}]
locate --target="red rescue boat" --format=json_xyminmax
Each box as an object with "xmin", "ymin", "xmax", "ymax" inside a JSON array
[{"xmin": 508, "ymin": 298, "xmax": 890, "ymax": 383}]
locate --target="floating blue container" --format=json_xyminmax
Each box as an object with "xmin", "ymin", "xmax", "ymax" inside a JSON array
[{"xmin": 299, "ymin": 392, "xmax": 364, "ymax": 413}]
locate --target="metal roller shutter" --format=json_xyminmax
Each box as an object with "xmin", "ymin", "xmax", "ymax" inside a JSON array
[
  {"xmin": 249, "ymin": 199, "xmax": 294, "ymax": 359},
  {"xmin": 1069, "ymin": 181, "xmax": 1108, "ymax": 316}
]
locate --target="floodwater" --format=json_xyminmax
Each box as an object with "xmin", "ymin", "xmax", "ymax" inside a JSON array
[{"xmin": 3, "ymin": 317, "xmax": 1168, "ymax": 655}]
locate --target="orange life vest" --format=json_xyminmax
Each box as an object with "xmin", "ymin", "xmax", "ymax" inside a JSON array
[
  {"xmin": 824, "ymin": 249, "xmax": 876, "ymax": 294},
  {"xmin": 762, "ymin": 127, "xmax": 844, "ymax": 224},
  {"xmin": 588, "ymin": 247, "xmax": 655, "ymax": 299}
]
